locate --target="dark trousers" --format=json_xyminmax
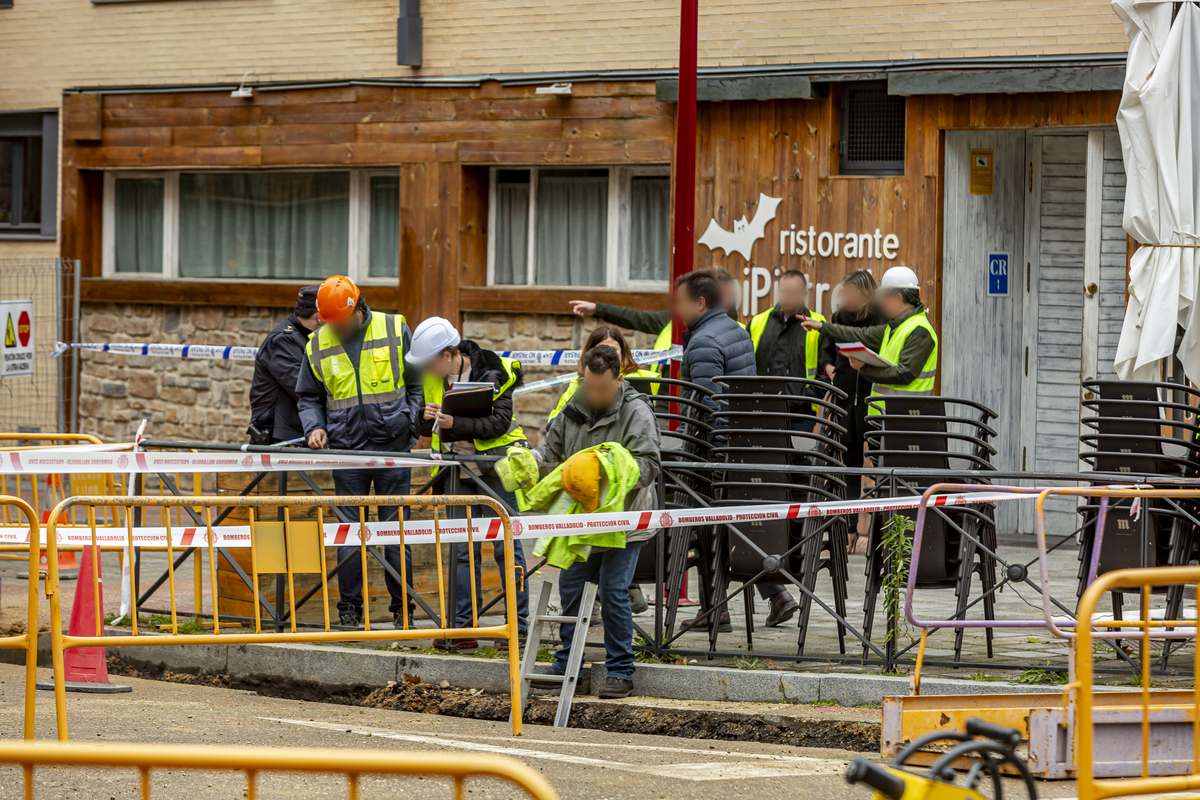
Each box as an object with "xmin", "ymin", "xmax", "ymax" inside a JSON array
[
  {"xmin": 332, "ymin": 467, "xmax": 414, "ymax": 618},
  {"xmin": 554, "ymin": 541, "xmax": 646, "ymax": 680},
  {"xmin": 451, "ymin": 474, "xmax": 529, "ymax": 633}
]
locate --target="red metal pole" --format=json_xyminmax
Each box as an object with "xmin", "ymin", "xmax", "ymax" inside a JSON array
[{"xmin": 669, "ymin": 0, "xmax": 699, "ymax": 382}]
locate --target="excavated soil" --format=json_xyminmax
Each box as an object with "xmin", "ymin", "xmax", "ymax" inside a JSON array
[{"xmin": 105, "ymin": 656, "xmax": 879, "ymax": 752}]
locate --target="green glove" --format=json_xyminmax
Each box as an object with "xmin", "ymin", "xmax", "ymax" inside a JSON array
[{"xmin": 496, "ymin": 446, "xmax": 538, "ymax": 494}]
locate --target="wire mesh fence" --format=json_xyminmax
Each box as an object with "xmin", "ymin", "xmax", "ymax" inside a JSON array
[{"xmin": 0, "ymin": 258, "xmax": 79, "ymax": 433}]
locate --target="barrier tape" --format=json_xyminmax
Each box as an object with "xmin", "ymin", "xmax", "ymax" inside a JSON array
[
  {"xmin": 54, "ymin": 341, "xmax": 682, "ymax": 368},
  {"xmin": 0, "ymin": 489, "xmax": 1032, "ymax": 548},
  {"xmin": 514, "ymin": 350, "xmax": 674, "ymax": 396},
  {"xmin": 0, "ymin": 449, "xmax": 443, "ymax": 476}
]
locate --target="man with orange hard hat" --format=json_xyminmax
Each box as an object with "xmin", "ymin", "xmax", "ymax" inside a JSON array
[{"xmin": 296, "ymin": 275, "xmax": 424, "ymax": 629}]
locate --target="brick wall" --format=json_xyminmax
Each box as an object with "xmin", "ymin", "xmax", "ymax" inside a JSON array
[
  {"xmin": 1, "ymin": 0, "xmax": 1127, "ymax": 109},
  {"xmin": 76, "ymin": 303, "xmax": 657, "ymax": 449}
]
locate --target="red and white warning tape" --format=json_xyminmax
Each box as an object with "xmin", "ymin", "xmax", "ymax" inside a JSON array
[
  {"xmin": 0, "ymin": 489, "xmax": 1031, "ymax": 548},
  {"xmin": 0, "ymin": 448, "xmax": 443, "ymax": 475}
]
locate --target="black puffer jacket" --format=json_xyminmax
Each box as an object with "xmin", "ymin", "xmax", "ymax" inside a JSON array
[
  {"xmin": 681, "ymin": 307, "xmax": 756, "ymax": 412},
  {"xmin": 418, "ymin": 340, "xmax": 524, "ymax": 445},
  {"xmin": 818, "ymin": 308, "xmax": 885, "ymax": 402}
]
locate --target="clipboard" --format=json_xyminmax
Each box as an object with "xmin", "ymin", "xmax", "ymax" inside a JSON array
[{"xmin": 836, "ymin": 342, "xmax": 896, "ymax": 369}]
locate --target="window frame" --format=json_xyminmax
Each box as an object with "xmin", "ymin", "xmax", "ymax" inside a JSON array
[
  {"xmin": 0, "ymin": 111, "xmax": 58, "ymax": 240},
  {"xmin": 838, "ymin": 81, "xmax": 906, "ymax": 177},
  {"xmin": 101, "ymin": 167, "xmax": 400, "ymax": 283},
  {"xmin": 485, "ymin": 164, "xmax": 671, "ymax": 291}
]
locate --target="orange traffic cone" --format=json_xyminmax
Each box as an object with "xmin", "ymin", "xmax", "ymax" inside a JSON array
[{"xmin": 37, "ymin": 547, "xmax": 130, "ymax": 694}]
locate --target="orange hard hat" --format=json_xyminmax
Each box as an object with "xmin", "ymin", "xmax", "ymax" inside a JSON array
[{"xmin": 316, "ymin": 275, "xmax": 361, "ymax": 323}]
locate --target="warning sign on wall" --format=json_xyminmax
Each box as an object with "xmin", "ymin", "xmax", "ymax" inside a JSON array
[
  {"xmin": 0, "ymin": 300, "xmax": 34, "ymax": 379},
  {"xmin": 969, "ymin": 149, "xmax": 994, "ymax": 195}
]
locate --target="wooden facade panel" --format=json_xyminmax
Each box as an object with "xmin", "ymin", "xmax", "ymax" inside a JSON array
[
  {"xmin": 458, "ymin": 287, "xmax": 668, "ymax": 314},
  {"xmin": 356, "ymin": 119, "xmax": 565, "ymax": 144},
  {"xmin": 63, "ymin": 93, "xmax": 103, "ymax": 142},
  {"xmin": 61, "ymin": 80, "xmax": 1121, "ymax": 327}
]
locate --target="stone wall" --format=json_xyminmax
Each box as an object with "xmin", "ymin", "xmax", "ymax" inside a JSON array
[
  {"xmin": 79, "ymin": 302, "xmax": 274, "ymax": 444},
  {"xmin": 77, "ymin": 303, "xmax": 658, "ymax": 449}
]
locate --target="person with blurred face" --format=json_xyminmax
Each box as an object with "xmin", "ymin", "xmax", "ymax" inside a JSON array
[
  {"xmin": 672, "ymin": 270, "xmax": 756, "ymax": 416},
  {"xmin": 566, "ymin": 268, "xmax": 743, "ymax": 379},
  {"xmin": 745, "ymin": 270, "xmax": 826, "ymax": 435},
  {"xmin": 803, "ymin": 265, "xmax": 938, "ymax": 416},
  {"xmin": 407, "ymin": 316, "xmax": 530, "ymax": 651},
  {"xmin": 817, "ymin": 270, "xmax": 884, "ymax": 549},
  {"xmin": 296, "ymin": 275, "xmax": 423, "ymax": 630},
  {"xmin": 525, "ymin": 346, "xmax": 661, "ymax": 700}
]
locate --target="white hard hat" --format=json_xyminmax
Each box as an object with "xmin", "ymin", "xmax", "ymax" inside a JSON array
[
  {"xmin": 406, "ymin": 316, "xmax": 461, "ymax": 365},
  {"xmin": 878, "ymin": 265, "xmax": 920, "ymax": 292}
]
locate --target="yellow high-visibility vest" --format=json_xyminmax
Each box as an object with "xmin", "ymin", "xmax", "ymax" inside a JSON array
[
  {"xmin": 868, "ymin": 311, "xmax": 939, "ymax": 415},
  {"xmin": 748, "ymin": 308, "xmax": 826, "ymax": 379},
  {"xmin": 306, "ymin": 311, "xmax": 406, "ymax": 411},
  {"xmin": 424, "ymin": 356, "xmax": 527, "ymax": 453}
]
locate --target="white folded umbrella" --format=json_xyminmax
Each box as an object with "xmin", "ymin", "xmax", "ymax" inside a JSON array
[{"xmin": 1113, "ymin": 0, "xmax": 1200, "ymax": 381}]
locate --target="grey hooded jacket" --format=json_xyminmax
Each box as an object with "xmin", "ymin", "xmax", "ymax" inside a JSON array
[{"xmin": 531, "ymin": 381, "xmax": 662, "ymax": 542}]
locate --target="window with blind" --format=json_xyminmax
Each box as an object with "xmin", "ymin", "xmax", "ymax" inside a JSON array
[
  {"xmin": 103, "ymin": 170, "xmax": 400, "ymax": 283},
  {"xmin": 488, "ymin": 166, "xmax": 670, "ymax": 289}
]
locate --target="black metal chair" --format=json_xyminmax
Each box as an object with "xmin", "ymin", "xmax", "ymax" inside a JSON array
[
  {"xmin": 862, "ymin": 395, "xmax": 1001, "ymax": 664},
  {"xmin": 699, "ymin": 376, "xmax": 854, "ymax": 656},
  {"xmin": 1078, "ymin": 380, "xmax": 1200, "ymax": 659}
]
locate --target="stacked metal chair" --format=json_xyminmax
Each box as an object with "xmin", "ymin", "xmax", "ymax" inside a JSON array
[
  {"xmin": 625, "ymin": 376, "xmax": 720, "ymax": 640},
  {"xmin": 703, "ymin": 375, "xmax": 852, "ymax": 656},
  {"xmin": 862, "ymin": 395, "xmax": 1001, "ymax": 663},
  {"xmin": 1078, "ymin": 380, "xmax": 1200, "ymax": 656}
]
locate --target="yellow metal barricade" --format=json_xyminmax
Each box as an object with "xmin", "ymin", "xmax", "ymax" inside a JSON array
[
  {"xmin": 44, "ymin": 494, "xmax": 525, "ymax": 740},
  {"xmin": 0, "ymin": 740, "xmax": 561, "ymax": 800},
  {"xmin": 0, "ymin": 495, "xmax": 43, "ymax": 741}
]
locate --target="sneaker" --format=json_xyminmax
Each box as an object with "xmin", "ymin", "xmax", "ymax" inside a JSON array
[
  {"xmin": 338, "ymin": 612, "xmax": 362, "ymax": 628},
  {"xmin": 597, "ymin": 676, "xmax": 634, "ymax": 699},
  {"xmin": 393, "ymin": 612, "xmax": 408, "ymax": 630},
  {"xmin": 433, "ymin": 638, "xmax": 478, "ymax": 653},
  {"xmin": 629, "ymin": 585, "xmax": 649, "ymax": 615},
  {"xmin": 765, "ymin": 591, "xmax": 799, "ymax": 628}
]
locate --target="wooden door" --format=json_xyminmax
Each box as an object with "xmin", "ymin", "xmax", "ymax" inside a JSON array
[{"xmin": 942, "ymin": 130, "xmax": 1027, "ymax": 533}]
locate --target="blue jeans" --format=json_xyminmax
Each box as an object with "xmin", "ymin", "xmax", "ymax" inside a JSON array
[
  {"xmin": 553, "ymin": 540, "xmax": 646, "ymax": 681},
  {"xmin": 332, "ymin": 467, "xmax": 413, "ymax": 618},
  {"xmin": 451, "ymin": 476, "xmax": 529, "ymax": 634}
]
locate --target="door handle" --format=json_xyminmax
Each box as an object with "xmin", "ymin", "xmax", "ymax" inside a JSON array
[{"xmin": 1084, "ymin": 282, "xmax": 1098, "ymax": 298}]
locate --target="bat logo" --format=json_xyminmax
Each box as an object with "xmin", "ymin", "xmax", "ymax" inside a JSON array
[{"xmin": 697, "ymin": 193, "xmax": 782, "ymax": 261}]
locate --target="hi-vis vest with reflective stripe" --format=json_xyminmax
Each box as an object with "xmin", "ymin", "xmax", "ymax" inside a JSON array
[
  {"xmin": 868, "ymin": 311, "xmax": 939, "ymax": 415},
  {"xmin": 546, "ymin": 368, "xmax": 661, "ymax": 426},
  {"xmin": 650, "ymin": 323, "xmax": 672, "ymax": 376},
  {"xmin": 424, "ymin": 356, "xmax": 527, "ymax": 453},
  {"xmin": 748, "ymin": 308, "xmax": 826, "ymax": 379},
  {"xmin": 306, "ymin": 312, "xmax": 406, "ymax": 412}
]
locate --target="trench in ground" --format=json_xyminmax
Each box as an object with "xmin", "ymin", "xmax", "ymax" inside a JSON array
[{"xmin": 105, "ymin": 656, "xmax": 881, "ymax": 753}]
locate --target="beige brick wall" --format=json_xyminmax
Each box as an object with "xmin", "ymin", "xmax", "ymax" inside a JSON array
[
  {"xmin": 76, "ymin": 303, "xmax": 657, "ymax": 448},
  {"xmin": 1, "ymin": 0, "xmax": 1127, "ymax": 109}
]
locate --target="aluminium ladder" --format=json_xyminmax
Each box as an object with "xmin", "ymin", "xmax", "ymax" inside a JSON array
[{"xmin": 516, "ymin": 578, "xmax": 598, "ymax": 728}]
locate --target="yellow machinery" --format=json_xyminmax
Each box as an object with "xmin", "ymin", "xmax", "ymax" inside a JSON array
[{"xmin": 848, "ymin": 718, "xmax": 1037, "ymax": 800}]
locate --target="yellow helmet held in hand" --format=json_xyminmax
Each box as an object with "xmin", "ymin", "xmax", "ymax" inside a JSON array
[{"xmin": 561, "ymin": 450, "xmax": 603, "ymax": 512}]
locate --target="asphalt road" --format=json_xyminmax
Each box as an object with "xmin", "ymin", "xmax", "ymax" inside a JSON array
[{"xmin": 0, "ymin": 663, "xmax": 1084, "ymax": 800}]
